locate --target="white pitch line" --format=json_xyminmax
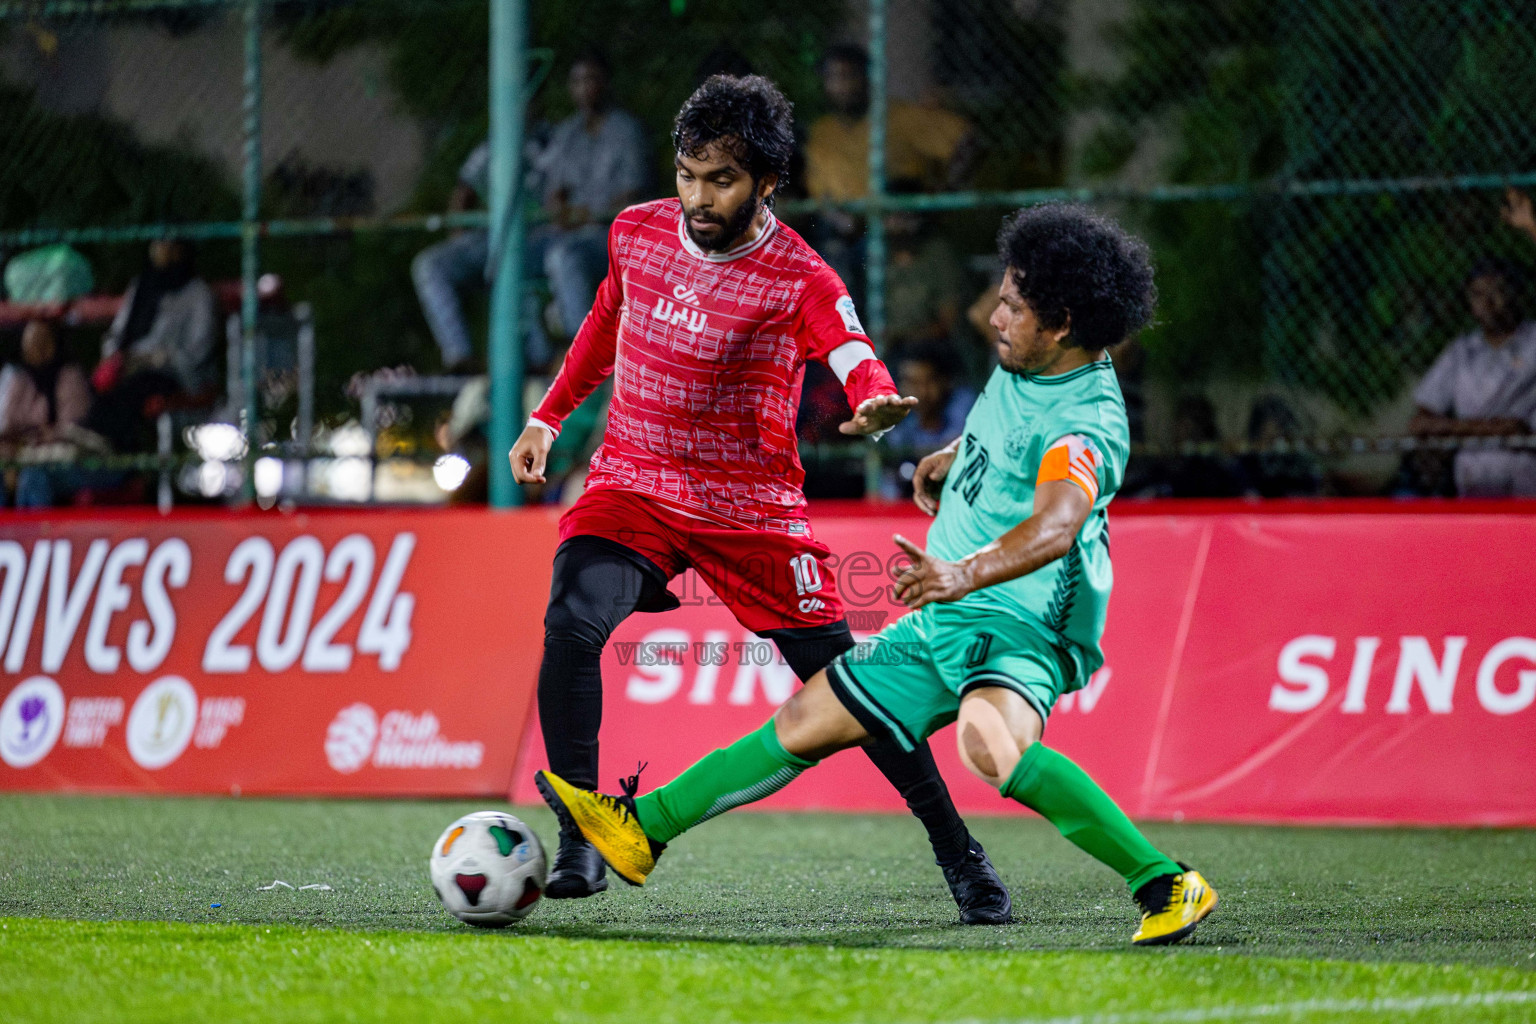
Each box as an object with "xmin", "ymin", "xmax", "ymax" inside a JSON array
[{"xmin": 927, "ymin": 989, "xmax": 1536, "ymax": 1024}]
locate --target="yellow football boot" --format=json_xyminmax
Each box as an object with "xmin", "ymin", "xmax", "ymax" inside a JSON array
[
  {"xmin": 1131, "ymin": 866, "xmax": 1218, "ymax": 946},
  {"xmin": 534, "ymin": 770, "xmax": 664, "ymax": 886}
]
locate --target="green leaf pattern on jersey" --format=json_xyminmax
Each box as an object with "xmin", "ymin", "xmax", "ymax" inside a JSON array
[{"xmin": 1043, "ymin": 543, "xmax": 1082, "ymax": 635}]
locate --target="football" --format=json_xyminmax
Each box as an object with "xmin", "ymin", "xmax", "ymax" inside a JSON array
[{"xmin": 428, "ymin": 811, "xmax": 547, "ymax": 927}]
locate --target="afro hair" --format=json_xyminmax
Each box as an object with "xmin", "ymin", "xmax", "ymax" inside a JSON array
[{"xmin": 997, "ymin": 203, "xmax": 1157, "ymax": 351}]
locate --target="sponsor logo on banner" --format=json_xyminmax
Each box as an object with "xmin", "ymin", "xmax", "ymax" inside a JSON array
[
  {"xmin": 1269, "ymin": 635, "xmax": 1536, "ymax": 716},
  {"xmin": 325, "ymin": 704, "xmax": 483, "ymax": 773},
  {"xmin": 126, "ymin": 677, "xmax": 198, "ymax": 769},
  {"xmin": 64, "ymin": 697, "xmax": 126, "ymax": 748},
  {"xmin": 325, "ymin": 703, "xmax": 378, "ymax": 773},
  {"xmin": 0, "ymin": 677, "xmax": 66, "ymax": 768},
  {"xmin": 194, "ymin": 697, "xmax": 245, "ymax": 749}
]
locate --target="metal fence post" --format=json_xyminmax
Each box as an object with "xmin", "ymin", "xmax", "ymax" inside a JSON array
[
  {"xmin": 487, "ymin": 0, "xmax": 527, "ymax": 509},
  {"xmin": 864, "ymin": 0, "xmax": 888, "ymax": 496},
  {"xmin": 240, "ymin": 0, "xmax": 262, "ymax": 502}
]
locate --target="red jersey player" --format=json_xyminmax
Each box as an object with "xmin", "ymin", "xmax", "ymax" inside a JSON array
[{"xmin": 509, "ymin": 74, "xmax": 1011, "ymax": 924}]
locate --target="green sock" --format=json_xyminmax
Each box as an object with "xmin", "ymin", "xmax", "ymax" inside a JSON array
[
  {"xmin": 1001, "ymin": 743, "xmax": 1180, "ymax": 894},
  {"xmin": 635, "ymin": 719, "xmax": 817, "ymax": 844}
]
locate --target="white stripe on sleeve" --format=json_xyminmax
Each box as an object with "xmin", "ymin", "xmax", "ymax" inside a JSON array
[{"xmin": 827, "ymin": 341, "xmax": 879, "ymax": 384}]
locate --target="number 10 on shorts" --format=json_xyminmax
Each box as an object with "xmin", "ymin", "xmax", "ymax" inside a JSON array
[{"xmin": 790, "ymin": 553, "xmax": 826, "ymax": 614}]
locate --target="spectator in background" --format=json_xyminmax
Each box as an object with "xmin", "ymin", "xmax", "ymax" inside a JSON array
[
  {"xmin": 0, "ymin": 319, "xmax": 101, "ymax": 506},
  {"xmin": 884, "ymin": 341, "xmax": 973, "ymax": 454},
  {"xmin": 1240, "ymin": 396, "xmax": 1321, "ymax": 497},
  {"xmin": 87, "ymin": 237, "xmax": 217, "ymax": 453},
  {"xmin": 1409, "ymin": 257, "xmax": 1536, "ymax": 496},
  {"xmin": 881, "ymin": 341, "xmax": 975, "ymax": 499},
  {"xmin": 803, "ymin": 44, "xmax": 976, "ymax": 299},
  {"xmin": 413, "ymin": 48, "xmax": 647, "ymax": 375}
]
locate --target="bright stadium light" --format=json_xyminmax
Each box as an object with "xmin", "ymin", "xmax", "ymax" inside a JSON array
[
  {"xmin": 187, "ymin": 423, "xmax": 247, "ymax": 462},
  {"xmin": 254, "ymin": 457, "xmax": 283, "ymax": 499},
  {"xmin": 328, "ymin": 422, "xmax": 372, "ymax": 458},
  {"xmin": 324, "ymin": 457, "xmax": 372, "ymax": 502},
  {"xmin": 433, "ymin": 454, "xmax": 471, "ymax": 492},
  {"xmin": 197, "ymin": 460, "xmax": 228, "ymax": 498}
]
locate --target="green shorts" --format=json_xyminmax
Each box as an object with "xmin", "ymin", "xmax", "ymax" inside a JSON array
[{"xmin": 825, "ymin": 604, "xmax": 1075, "ymax": 753}]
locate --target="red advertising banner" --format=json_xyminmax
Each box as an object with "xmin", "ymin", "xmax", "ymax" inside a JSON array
[
  {"xmin": 511, "ymin": 504, "xmax": 1536, "ymax": 826},
  {"xmin": 0, "ymin": 509, "xmax": 557, "ymax": 796},
  {"xmin": 6, "ymin": 503, "xmax": 1533, "ymax": 824}
]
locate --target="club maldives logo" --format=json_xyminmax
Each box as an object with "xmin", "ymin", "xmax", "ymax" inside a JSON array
[
  {"xmin": 324, "ymin": 703, "xmax": 483, "ymax": 773},
  {"xmin": 125, "ymin": 677, "xmax": 198, "ymax": 770},
  {"xmin": 0, "ymin": 677, "xmax": 66, "ymax": 768}
]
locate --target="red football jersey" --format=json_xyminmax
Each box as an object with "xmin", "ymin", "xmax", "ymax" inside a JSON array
[{"xmin": 531, "ymin": 198, "xmax": 897, "ymax": 531}]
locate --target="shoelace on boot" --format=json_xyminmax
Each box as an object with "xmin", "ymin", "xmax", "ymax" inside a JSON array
[{"xmin": 596, "ymin": 762, "xmax": 648, "ymax": 824}]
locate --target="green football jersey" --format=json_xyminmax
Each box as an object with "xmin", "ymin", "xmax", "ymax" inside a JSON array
[{"xmin": 924, "ymin": 357, "xmax": 1129, "ymax": 687}]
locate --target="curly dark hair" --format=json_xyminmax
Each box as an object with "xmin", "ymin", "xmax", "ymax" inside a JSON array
[
  {"xmin": 997, "ymin": 203, "xmax": 1157, "ymax": 351},
  {"xmin": 672, "ymin": 74, "xmax": 795, "ymax": 202}
]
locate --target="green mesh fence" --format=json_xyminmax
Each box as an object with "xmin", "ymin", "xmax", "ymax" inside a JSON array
[{"xmin": 2, "ymin": 0, "xmax": 1534, "ymax": 505}]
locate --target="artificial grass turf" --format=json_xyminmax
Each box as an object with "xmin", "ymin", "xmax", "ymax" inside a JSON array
[
  {"xmin": 2, "ymin": 795, "xmax": 1534, "ymax": 967},
  {"xmin": 2, "ymin": 917, "xmax": 1535, "ymax": 1024},
  {"xmin": 2, "ymin": 795, "xmax": 1535, "ymax": 1023}
]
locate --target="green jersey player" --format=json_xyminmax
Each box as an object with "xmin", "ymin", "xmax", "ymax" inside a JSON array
[{"xmin": 536, "ymin": 204, "xmax": 1219, "ymax": 946}]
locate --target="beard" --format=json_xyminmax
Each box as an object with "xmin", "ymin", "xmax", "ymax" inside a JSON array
[{"xmin": 684, "ymin": 190, "xmax": 761, "ymax": 253}]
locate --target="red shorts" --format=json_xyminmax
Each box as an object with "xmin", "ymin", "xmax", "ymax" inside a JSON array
[{"xmin": 558, "ymin": 487, "xmax": 844, "ymax": 634}]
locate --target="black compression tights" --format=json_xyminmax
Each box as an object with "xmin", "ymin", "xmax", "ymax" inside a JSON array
[
  {"xmin": 538, "ymin": 539, "xmax": 655, "ymax": 790},
  {"xmin": 771, "ymin": 627, "xmax": 972, "ymax": 866},
  {"xmin": 538, "ymin": 537, "xmax": 972, "ymax": 864}
]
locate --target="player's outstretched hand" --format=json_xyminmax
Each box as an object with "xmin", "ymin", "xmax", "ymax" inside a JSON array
[
  {"xmin": 509, "ymin": 423, "xmax": 554, "ymax": 484},
  {"xmin": 912, "ymin": 441, "xmax": 958, "ymax": 516},
  {"xmin": 839, "ymin": 393, "xmax": 919, "ymax": 436},
  {"xmin": 891, "ymin": 534, "xmax": 972, "ymax": 609}
]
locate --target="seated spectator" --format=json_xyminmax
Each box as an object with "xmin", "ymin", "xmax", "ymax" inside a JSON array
[
  {"xmin": 805, "ymin": 45, "xmax": 975, "ymax": 201},
  {"xmin": 87, "ymin": 238, "xmax": 217, "ymax": 453},
  {"xmin": 1409, "ymin": 257, "xmax": 1536, "ymax": 496},
  {"xmin": 0, "ymin": 319, "xmax": 103, "ymax": 506},
  {"xmin": 1241, "ymin": 396, "xmax": 1321, "ymax": 498},
  {"xmin": 881, "ymin": 341, "xmax": 975, "ymax": 498},
  {"xmin": 803, "ymin": 44, "xmax": 976, "ymax": 299},
  {"xmin": 413, "ymin": 48, "xmax": 647, "ymax": 374}
]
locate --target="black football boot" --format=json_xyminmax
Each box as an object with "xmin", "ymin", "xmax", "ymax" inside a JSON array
[
  {"xmin": 940, "ymin": 834, "xmax": 1013, "ymax": 925},
  {"xmin": 542, "ymin": 828, "xmax": 609, "ymax": 899}
]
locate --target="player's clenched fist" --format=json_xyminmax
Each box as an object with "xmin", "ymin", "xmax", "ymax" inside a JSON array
[
  {"xmin": 912, "ymin": 438, "xmax": 960, "ymax": 516},
  {"xmin": 509, "ymin": 423, "xmax": 554, "ymax": 484},
  {"xmin": 890, "ymin": 534, "xmax": 973, "ymax": 609}
]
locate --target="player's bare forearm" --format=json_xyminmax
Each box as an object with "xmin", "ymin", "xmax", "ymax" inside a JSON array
[{"xmin": 891, "ymin": 480, "xmax": 1091, "ymax": 609}]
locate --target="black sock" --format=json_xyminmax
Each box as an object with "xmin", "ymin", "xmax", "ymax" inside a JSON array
[
  {"xmin": 537, "ymin": 638, "xmax": 605, "ymax": 792},
  {"xmin": 862, "ymin": 736, "xmax": 972, "ymax": 866}
]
